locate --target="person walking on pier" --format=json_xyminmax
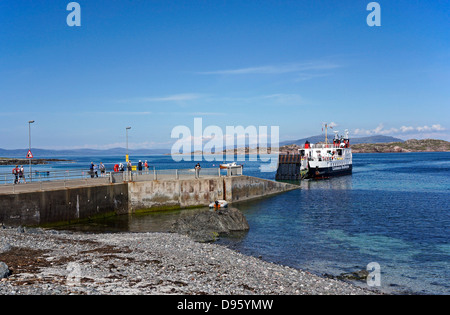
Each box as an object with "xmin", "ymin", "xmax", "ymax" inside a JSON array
[
  {"xmin": 89, "ymin": 162, "xmax": 94, "ymax": 178},
  {"xmin": 195, "ymin": 163, "xmax": 201, "ymax": 179},
  {"xmin": 12, "ymin": 165, "xmax": 19, "ymax": 184},
  {"xmin": 138, "ymin": 160, "xmax": 143, "ymax": 175},
  {"xmin": 126, "ymin": 161, "xmax": 132, "ymax": 181},
  {"xmin": 99, "ymin": 162, "xmax": 106, "ymax": 177},
  {"xmin": 127, "ymin": 161, "xmax": 132, "ymax": 172},
  {"xmin": 93, "ymin": 164, "xmax": 99, "ymax": 178},
  {"xmin": 19, "ymin": 166, "xmax": 26, "ymax": 184}
]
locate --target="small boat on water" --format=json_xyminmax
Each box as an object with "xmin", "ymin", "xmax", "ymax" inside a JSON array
[
  {"xmin": 209, "ymin": 200, "xmax": 228, "ymax": 209},
  {"xmin": 220, "ymin": 162, "xmax": 238, "ymax": 169}
]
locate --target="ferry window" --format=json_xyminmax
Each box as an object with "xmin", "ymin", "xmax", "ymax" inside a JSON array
[
  {"xmin": 300, "ymin": 150, "xmax": 305, "ymax": 156},
  {"xmin": 337, "ymin": 149, "xmax": 342, "ymax": 156}
]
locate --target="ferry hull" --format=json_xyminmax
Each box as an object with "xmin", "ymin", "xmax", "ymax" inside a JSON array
[{"xmin": 306, "ymin": 164, "xmax": 352, "ymax": 179}]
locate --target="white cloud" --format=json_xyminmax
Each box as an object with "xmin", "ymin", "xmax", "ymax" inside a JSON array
[
  {"xmin": 329, "ymin": 122, "xmax": 338, "ymax": 128},
  {"xmin": 83, "ymin": 111, "xmax": 152, "ymax": 116},
  {"xmin": 353, "ymin": 123, "xmax": 446, "ymax": 136},
  {"xmin": 260, "ymin": 94, "xmax": 303, "ymax": 105},
  {"xmin": 417, "ymin": 124, "xmax": 446, "ymax": 132},
  {"xmin": 117, "ymin": 93, "xmax": 204, "ymax": 103},
  {"xmin": 400, "ymin": 126, "xmax": 414, "ymax": 133},
  {"xmin": 198, "ymin": 62, "xmax": 340, "ymax": 75}
]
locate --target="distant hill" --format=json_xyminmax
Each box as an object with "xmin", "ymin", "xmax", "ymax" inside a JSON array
[
  {"xmin": 351, "ymin": 139, "xmax": 450, "ymax": 153},
  {"xmin": 280, "ymin": 138, "xmax": 450, "ymax": 154},
  {"xmin": 0, "ymin": 147, "xmax": 169, "ymax": 158},
  {"xmin": 280, "ymin": 135, "xmax": 404, "ymax": 146}
]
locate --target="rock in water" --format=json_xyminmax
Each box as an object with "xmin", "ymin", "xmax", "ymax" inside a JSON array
[{"xmin": 171, "ymin": 207, "xmax": 249, "ymax": 242}]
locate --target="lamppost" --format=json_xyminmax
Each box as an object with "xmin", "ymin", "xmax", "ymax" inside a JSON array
[
  {"xmin": 28, "ymin": 120, "xmax": 35, "ymax": 182},
  {"xmin": 126, "ymin": 126, "xmax": 131, "ymax": 162}
]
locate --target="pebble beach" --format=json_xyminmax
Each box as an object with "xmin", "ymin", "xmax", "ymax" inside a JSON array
[{"xmin": 0, "ymin": 227, "xmax": 376, "ymax": 295}]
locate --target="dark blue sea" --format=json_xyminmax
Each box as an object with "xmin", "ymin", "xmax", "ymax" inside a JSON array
[{"xmin": 2, "ymin": 152, "xmax": 449, "ymax": 294}]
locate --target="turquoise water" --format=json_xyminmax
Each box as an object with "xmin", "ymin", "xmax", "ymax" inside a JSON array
[
  {"xmin": 220, "ymin": 152, "xmax": 450, "ymax": 294},
  {"xmin": 4, "ymin": 152, "xmax": 448, "ymax": 294}
]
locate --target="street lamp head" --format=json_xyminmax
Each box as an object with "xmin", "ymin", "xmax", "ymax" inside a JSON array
[
  {"xmin": 126, "ymin": 126, "xmax": 131, "ymax": 130},
  {"xmin": 29, "ymin": 120, "xmax": 35, "ymax": 124}
]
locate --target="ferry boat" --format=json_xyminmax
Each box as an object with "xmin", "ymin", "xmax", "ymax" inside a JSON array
[{"xmin": 276, "ymin": 126, "xmax": 352, "ymax": 180}]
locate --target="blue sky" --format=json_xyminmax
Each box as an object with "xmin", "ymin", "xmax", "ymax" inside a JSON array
[{"xmin": 0, "ymin": 0, "xmax": 449, "ymax": 150}]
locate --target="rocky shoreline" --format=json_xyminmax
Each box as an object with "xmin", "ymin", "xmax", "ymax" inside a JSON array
[{"xmin": 0, "ymin": 226, "xmax": 377, "ymax": 295}]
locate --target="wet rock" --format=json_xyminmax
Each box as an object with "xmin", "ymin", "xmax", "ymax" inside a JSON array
[
  {"xmin": 0, "ymin": 241, "xmax": 11, "ymax": 254},
  {"xmin": 0, "ymin": 262, "xmax": 10, "ymax": 279},
  {"xmin": 337, "ymin": 269, "xmax": 370, "ymax": 282},
  {"xmin": 24, "ymin": 227, "xmax": 45, "ymax": 234},
  {"xmin": 170, "ymin": 207, "xmax": 249, "ymax": 242}
]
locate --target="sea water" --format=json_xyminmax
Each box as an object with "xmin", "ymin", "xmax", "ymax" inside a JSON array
[{"xmin": 2, "ymin": 152, "xmax": 448, "ymax": 294}]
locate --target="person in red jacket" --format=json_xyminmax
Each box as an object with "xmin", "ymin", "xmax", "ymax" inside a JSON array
[{"xmin": 12, "ymin": 165, "xmax": 19, "ymax": 184}]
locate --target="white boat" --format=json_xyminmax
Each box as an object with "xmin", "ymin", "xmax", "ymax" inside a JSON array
[
  {"xmin": 276, "ymin": 126, "xmax": 353, "ymax": 180},
  {"xmin": 209, "ymin": 200, "xmax": 228, "ymax": 209},
  {"xmin": 220, "ymin": 162, "xmax": 238, "ymax": 169}
]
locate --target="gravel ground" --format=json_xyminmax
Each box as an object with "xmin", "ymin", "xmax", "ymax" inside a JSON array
[{"xmin": 0, "ymin": 227, "xmax": 377, "ymax": 295}]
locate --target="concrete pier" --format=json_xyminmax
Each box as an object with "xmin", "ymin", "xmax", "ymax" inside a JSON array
[{"xmin": 0, "ymin": 171, "xmax": 299, "ymax": 227}]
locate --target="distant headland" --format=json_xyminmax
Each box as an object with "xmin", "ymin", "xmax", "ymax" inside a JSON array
[
  {"xmin": 280, "ymin": 138, "xmax": 450, "ymax": 154},
  {"xmin": 350, "ymin": 139, "xmax": 450, "ymax": 153},
  {"xmin": 0, "ymin": 158, "xmax": 70, "ymax": 166}
]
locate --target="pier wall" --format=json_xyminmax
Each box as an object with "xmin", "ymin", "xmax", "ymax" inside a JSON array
[
  {"xmin": 128, "ymin": 177, "xmax": 225, "ymax": 212},
  {"xmin": 0, "ymin": 176, "xmax": 298, "ymax": 226},
  {"xmin": 0, "ymin": 183, "xmax": 128, "ymax": 227},
  {"xmin": 226, "ymin": 176, "xmax": 298, "ymax": 202}
]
